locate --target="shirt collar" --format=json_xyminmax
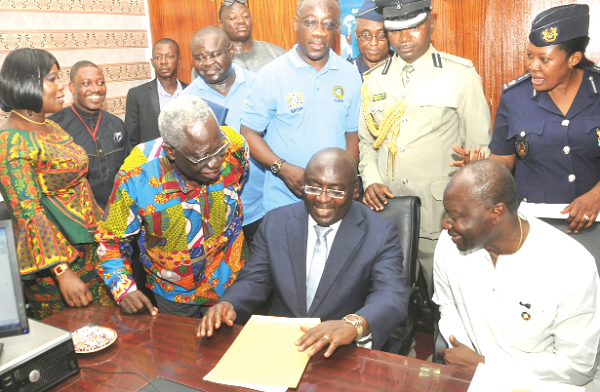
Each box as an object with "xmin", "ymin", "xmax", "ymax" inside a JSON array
[
  {"xmin": 307, "ymin": 214, "xmax": 343, "ymax": 233},
  {"xmin": 156, "ymin": 78, "xmax": 183, "ymax": 98},
  {"xmin": 289, "ymin": 44, "xmax": 338, "ymax": 71},
  {"xmin": 71, "ymin": 104, "xmax": 100, "ymax": 121},
  {"xmin": 396, "ymin": 44, "xmax": 434, "ymax": 71}
]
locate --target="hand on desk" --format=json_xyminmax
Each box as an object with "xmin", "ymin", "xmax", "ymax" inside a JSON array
[
  {"xmin": 119, "ymin": 290, "xmax": 158, "ymax": 316},
  {"xmin": 437, "ymin": 335, "xmax": 484, "ymax": 372},
  {"xmin": 295, "ymin": 320, "xmax": 357, "ymax": 358},
  {"xmin": 561, "ymin": 189, "xmax": 600, "ymax": 234},
  {"xmin": 197, "ymin": 301, "xmax": 236, "ymax": 338}
]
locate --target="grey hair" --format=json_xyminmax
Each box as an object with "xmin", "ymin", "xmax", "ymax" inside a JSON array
[
  {"xmin": 158, "ymin": 96, "xmax": 216, "ymax": 150},
  {"xmin": 297, "ymin": 0, "xmax": 341, "ymax": 16}
]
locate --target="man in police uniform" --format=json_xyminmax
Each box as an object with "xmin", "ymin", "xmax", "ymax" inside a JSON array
[
  {"xmin": 358, "ymin": 0, "xmax": 491, "ymax": 298},
  {"xmin": 348, "ymin": 0, "xmax": 394, "ymax": 79}
]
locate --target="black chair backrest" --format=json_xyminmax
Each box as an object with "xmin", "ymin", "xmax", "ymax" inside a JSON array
[{"xmin": 374, "ymin": 196, "xmax": 421, "ymax": 287}]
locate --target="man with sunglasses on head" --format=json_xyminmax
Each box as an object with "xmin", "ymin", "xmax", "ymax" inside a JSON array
[
  {"xmin": 359, "ymin": 0, "xmax": 491, "ymax": 300},
  {"xmin": 96, "ymin": 96, "xmax": 249, "ymax": 318},
  {"xmin": 348, "ymin": 0, "xmax": 393, "ymax": 79},
  {"xmin": 241, "ymin": 0, "xmax": 362, "ymax": 217},
  {"xmin": 191, "ymin": 0, "xmax": 286, "ymax": 80},
  {"xmin": 199, "ymin": 148, "xmax": 408, "ymax": 357}
]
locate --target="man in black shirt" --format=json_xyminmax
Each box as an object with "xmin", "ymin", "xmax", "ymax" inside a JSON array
[{"xmin": 50, "ymin": 61, "xmax": 131, "ymax": 210}]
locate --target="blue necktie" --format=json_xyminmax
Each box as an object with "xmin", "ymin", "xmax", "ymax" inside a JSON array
[{"xmin": 306, "ymin": 225, "xmax": 333, "ymax": 312}]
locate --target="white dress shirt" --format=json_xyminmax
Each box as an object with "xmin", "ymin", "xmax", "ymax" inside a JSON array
[
  {"xmin": 306, "ymin": 215, "xmax": 372, "ymax": 348},
  {"xmin": 433, "ymin": 214, "xmax": 600, "ymax": 390}
]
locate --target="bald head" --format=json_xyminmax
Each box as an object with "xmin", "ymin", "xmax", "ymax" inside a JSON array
[
  {"xmin": 297, "ymin": 0, "xmax": 341, "ymax": 16},
  {"xmin": 191, "ymin": 25, "xmax": 231, "ymax": 49},
  {"xmin": 305, "ymin": 148, "xmax": 357, "ymax": 184},
  {"xmin": 448, "ymin": 160, "xmax": 519, "ymax": 215}
]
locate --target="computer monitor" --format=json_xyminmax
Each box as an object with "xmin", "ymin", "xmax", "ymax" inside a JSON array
[{"xmin": 0, "ymin": 220, "xmax": 28, "ymax": 338}]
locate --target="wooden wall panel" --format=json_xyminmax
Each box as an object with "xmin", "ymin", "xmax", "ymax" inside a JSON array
[{"xmin": 148, "ymin": 0, "xmax": 599, "ymax": 121}]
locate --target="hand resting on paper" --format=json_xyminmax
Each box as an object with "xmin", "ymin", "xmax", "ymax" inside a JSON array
[
  {"xmin": 197, "ymin": 301, "xmax": 236, "ymax": 338},
  {"xmin": 295, "ymin": 319, "xmax": 367, "ymax": 358},
  {"xmin": 437, "ymin": 335, "xmax": 485, "ymax": 371}
]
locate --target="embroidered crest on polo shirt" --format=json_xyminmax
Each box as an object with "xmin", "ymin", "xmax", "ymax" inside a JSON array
[
  {"xmin": 541, "ymin": 26, "xmax": 559, "ymax": 44},
  {"xmin": 286, "ymin": 92, "xmax": 304, "ymax": 113},
  {"xmin": 333, "ymin": 86, "xmax": 344, "ymax": 102}
]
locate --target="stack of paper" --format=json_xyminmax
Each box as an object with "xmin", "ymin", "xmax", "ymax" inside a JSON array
[
  {"xmin": 204, "ymin": 315, "xmax": 321, "ymax": 392},
  {"xmin": 468, "ymin": 363, "xmax": 584, "ymax": 392}
]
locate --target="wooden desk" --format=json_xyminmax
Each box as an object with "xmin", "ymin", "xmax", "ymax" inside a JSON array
[{"xmin": 44, "ymin": 305, "xmax": 473, "ymax": 391}]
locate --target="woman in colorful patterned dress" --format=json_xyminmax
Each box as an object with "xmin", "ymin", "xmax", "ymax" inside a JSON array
[{"xmin": 0, "ymin": 48, "xmax": 115, "ymax": 319}]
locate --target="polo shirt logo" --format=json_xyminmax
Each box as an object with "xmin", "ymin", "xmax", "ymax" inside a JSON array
[
  {"xmin": 333, "ymin": 86, "xmax": 344, "ymax": 103},
  {"xmin": 286, "ymin": 92, "xmax": 304, "ymax": 113}
]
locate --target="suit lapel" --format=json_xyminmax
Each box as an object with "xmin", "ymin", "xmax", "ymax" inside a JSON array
[
  {"xmin": 308, "ymin": 203, "xmax": 366, "ymax": 316},
  {"xmin": 149, "ymin": 79, "xmax": 160, "ymax": 121},
  {"xmin": 287, "ymin": 205, "xmax": 309, "ymax": 315}
]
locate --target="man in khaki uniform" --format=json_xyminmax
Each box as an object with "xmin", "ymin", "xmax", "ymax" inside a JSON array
[{"xmin": 359, "ymin": 0, "xmax": 491, "ymax": 297}]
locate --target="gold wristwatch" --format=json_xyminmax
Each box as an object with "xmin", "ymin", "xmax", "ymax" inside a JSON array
[
  {"xmin": 343, "ymin": 314, "xmax": 363, "ymax": 340},
  {"xmin": 52, "ymin": 263, "xmax": 71, "ymax": 277}
]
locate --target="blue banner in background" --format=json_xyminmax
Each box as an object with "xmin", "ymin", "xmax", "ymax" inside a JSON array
[{"xmin": 340, "ymin": 0, "xmax": 364, "ymax": 60}]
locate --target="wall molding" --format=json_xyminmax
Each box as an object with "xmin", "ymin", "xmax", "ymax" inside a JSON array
[
  {"xmin": 0, "ymin": 30, "xmax": 148, "ymax": 52},
  {"xmin": 57, "ymin": 62, "xmax": 152, "ymax": 85},
  {"xmin": 0, "ymin": 0, "xmax": 145, "ymax": 14}
]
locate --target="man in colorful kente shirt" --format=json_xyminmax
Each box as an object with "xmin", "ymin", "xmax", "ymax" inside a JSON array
[{"xmin": 96, "ymin": 96, "xmax": 249, "ymax": 318}]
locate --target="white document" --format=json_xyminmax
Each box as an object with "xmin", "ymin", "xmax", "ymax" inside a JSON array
[
  {"xmin": 519, "ymin": 202, "xmax": 600, "ymax": 222},
  {"xmin": 468, "ymin": 363, "xmax": 584, "ymax": 392}
]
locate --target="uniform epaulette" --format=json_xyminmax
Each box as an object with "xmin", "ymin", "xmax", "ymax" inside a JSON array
[
  {"xmin": 588, "ymin": 66, "xmax": 599, "ymax": 95},
  {"xmin": 502, "ymin": 73, "xmax": 531, "ymax": 91},
  {"xmin": 364, "ymin": 56, "xmax": 393, "ymax": 77},
  {"xmin": 590, "ymin": 65, "xmax": 600, "ymax": 75},
  {"xmin": 438, "ymin": 52, "xmax": 473, "ymax": 68}
]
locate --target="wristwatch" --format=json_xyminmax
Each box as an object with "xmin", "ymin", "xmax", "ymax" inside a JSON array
[
  {"xmin": 270, "ymin": 158, "xmax": 286, "ymax": 175},
  {"xmin": 343, "ymin": 314, "xmax": 363, "ymax": 341},
  {"xmin": 52, "ymin": 263, "xmax": 71, "ymax": 277}
]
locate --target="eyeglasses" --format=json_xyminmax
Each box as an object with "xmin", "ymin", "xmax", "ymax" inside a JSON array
[
  {"xmin": 303, "ymin": 185, "xmax": 347, "ymax": 199},
  {"xmin": 357, "ymin": 32, "xmax": 388, "ymax": 42},
  {"xmin": 172, "ymin": 135, "xmax": 230, "ymax": 166},
  {"xmin": 221, "ymin": 0, "xmax": 247, "ymax": 6},
  {"xmin": 302, "ymin": 19, "xmax": 339, "ymax": 32}
]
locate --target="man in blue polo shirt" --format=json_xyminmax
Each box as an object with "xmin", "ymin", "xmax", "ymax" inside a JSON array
[
  {"xmin": 182, "ymin": 25, "xmax": 264, "ymax": 244},
  {"xmin": 240, "ymin": 0, "xmax": 362, "ymax": 213}
]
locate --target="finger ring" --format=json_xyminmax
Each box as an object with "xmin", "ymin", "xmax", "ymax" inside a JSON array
[
  {"xmin": 584, "ymin": 215, "xmax": 590, "ymax": 221},
  {"xmin": 323, "ymin": 335, "xmax": 330, "ymax": 342}
]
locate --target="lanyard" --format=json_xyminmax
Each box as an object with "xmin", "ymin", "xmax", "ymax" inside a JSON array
[{"xmin": 71, "ymin": 104, "xmax": 101, "ymax": 140}]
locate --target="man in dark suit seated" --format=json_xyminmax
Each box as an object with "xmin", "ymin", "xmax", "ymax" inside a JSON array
[
  {"xmin": 125, "ymin": 38, "xmax": 188, "ymax": 146},
  {"xmin": 199, "ymin": 148, "xmax": 409, "ymax": 357}
]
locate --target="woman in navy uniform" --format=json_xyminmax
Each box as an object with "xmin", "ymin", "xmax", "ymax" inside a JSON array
[{"xmin": 456, "ymin": 4, "xmax": 600, "ymax": 234}]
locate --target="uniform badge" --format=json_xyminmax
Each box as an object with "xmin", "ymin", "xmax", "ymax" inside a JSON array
[
  {"xmin": 372, "ymin": 93, "xmax": 386, "ymax": 102},
  {"xmin": 333, "ymin": 86, "xmax": 344, "ymax": 99},
  {"xmin": 515, "ymin": 133, "xmax": 529, "ymax": 159},
  {"xmin": 541, "ymin": 26, "xmax": 559, "ymax": 44},
  {"xmin": 113, "ymin": 132, "xmax": 123, "ymax": 142},
  {"xmin": 521, "ymin": 312, "xmax": 531, "ymax": 321},
  {"xmin": 286, "ymin": 92, "xmax": 304, "ymax": 113}
]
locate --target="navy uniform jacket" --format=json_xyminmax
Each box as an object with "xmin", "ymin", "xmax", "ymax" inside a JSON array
[
  {"xmin": 219, "ymin": 201, "xmax": 409, "ymax": 351},
  {"xmin": 490, "ymin": 66, "xmax": 600, "ymax": 203}
]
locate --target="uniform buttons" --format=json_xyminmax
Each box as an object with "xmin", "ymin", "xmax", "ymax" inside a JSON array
[
  {"xmin": 523, "ymin": 198, "xmax": 528, "ymax": 202},
  {"xmin": 399, "ymin": 146, "xmax": 406, "ymax": 152},
  {"xmin": 402, "ymin": 179, "xmax": 408, "ymax": 184},
  {"xmin": 401, "ymin": 118, "xmax": 408, "ymax": 123},
  {"xmin": 563, "ymin": 146, "xmax": 570, "ymax": 154},
  {"xmin": 561, "ymin": 119, "xmax": 570, "ymax": 127},
  {"xmin": 568, "ymin": 174, "xmax": 576, "ymax": 182},
  {"xmin": 98, "ymin": 149, "xmax": 103, "ymax": 153}
]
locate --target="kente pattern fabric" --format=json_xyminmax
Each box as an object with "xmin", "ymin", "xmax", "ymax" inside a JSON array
[
  {"xmin": 96, "ymin": 127, "xmax": 249, "ymax": 305},
  {"xmin": 0, "ymin": 122, "xmax": 103, "ymax": 275}
]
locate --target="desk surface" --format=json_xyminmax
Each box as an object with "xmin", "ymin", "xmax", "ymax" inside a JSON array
[{"xmin": 44, "ymin": 305, "xmax": 473, "ymax": 392}]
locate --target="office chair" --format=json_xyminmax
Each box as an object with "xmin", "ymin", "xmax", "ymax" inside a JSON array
[{"xmin": 375, "ymin": 196, "xmax": 421, "ymax": 356}]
